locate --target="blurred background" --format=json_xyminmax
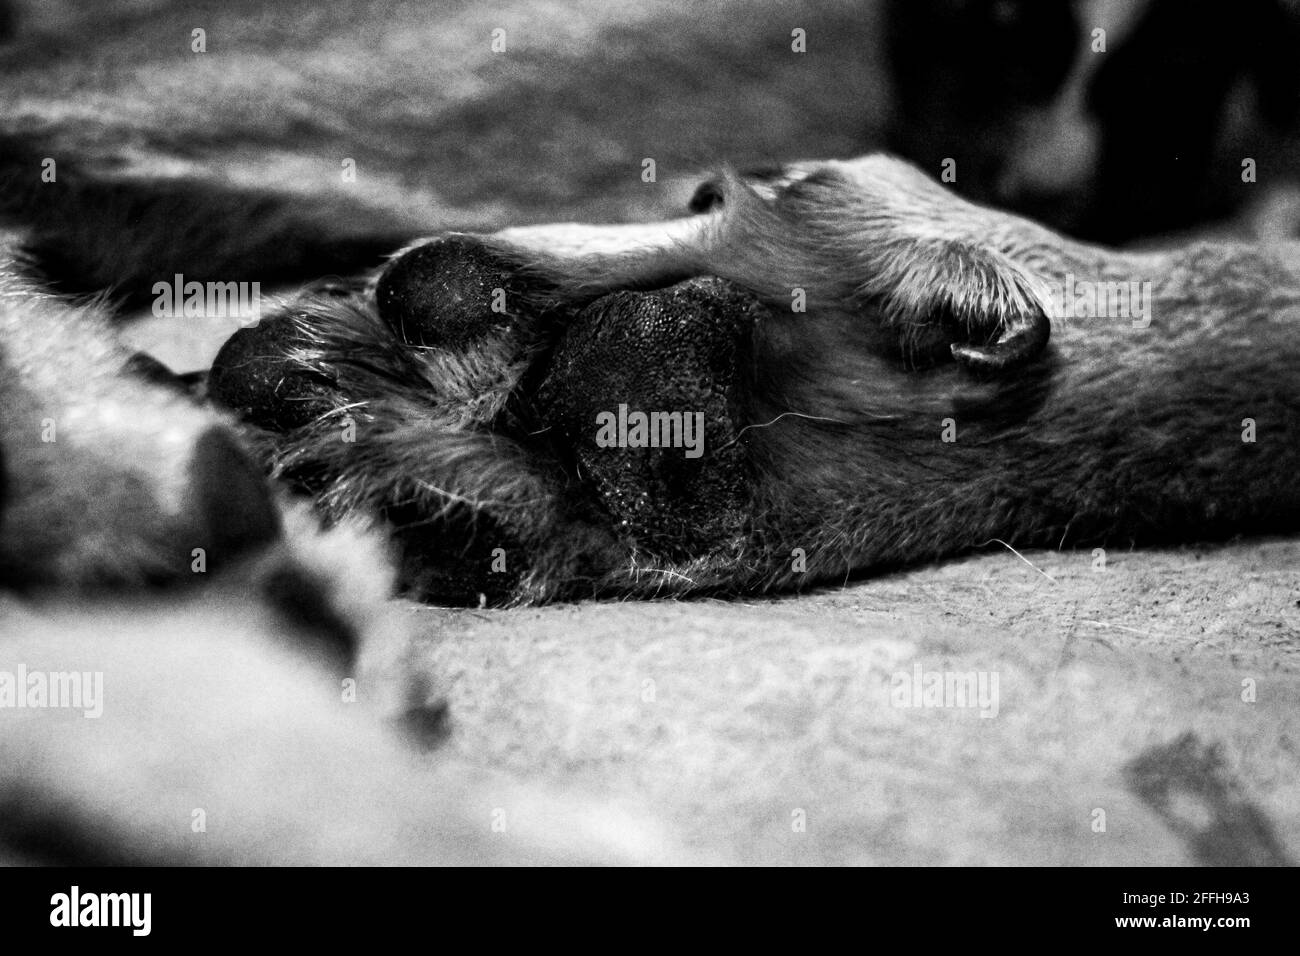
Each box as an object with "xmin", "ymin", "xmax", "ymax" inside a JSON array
[
  {"xmin": 1, "ymin": 0, "xmax": 1298, "ymax": 313},
  {"xmin": 886, "ymin": 0, "xmax": 1300, "ymax": 243}
]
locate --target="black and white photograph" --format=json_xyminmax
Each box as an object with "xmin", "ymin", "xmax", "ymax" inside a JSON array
[{"xmin": 0, "ymin": 0, "xmax": 1296, "ymax": 923}]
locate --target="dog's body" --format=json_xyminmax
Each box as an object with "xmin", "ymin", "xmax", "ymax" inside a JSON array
[{"xmin": 2, "ymin": 0, "xmax": 1299, "ymax": 865}]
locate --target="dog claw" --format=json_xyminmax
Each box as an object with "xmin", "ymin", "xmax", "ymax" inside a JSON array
[{"xmin": 950, "ymin": 303, "xmax": 1051, "ymax": 373}]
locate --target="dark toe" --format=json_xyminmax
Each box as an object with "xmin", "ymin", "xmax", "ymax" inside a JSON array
[
  {"xmin": 375, "ymin": 236, "xmax": 537, "ymax": 349},
  {"xmin": 209, "ymin": 314, "xmax": 338, "ymax": 431}
]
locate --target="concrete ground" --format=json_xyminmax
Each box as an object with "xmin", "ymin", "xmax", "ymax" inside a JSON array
[{"xmin": 410, "ymin": 539, "xmax": 1300, "ymax": 864}]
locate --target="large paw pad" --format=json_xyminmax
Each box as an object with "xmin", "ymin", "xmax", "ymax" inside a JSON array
[{"xmin": 535, "ymin": 277, "xmax": 762, "ymax": 558}]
